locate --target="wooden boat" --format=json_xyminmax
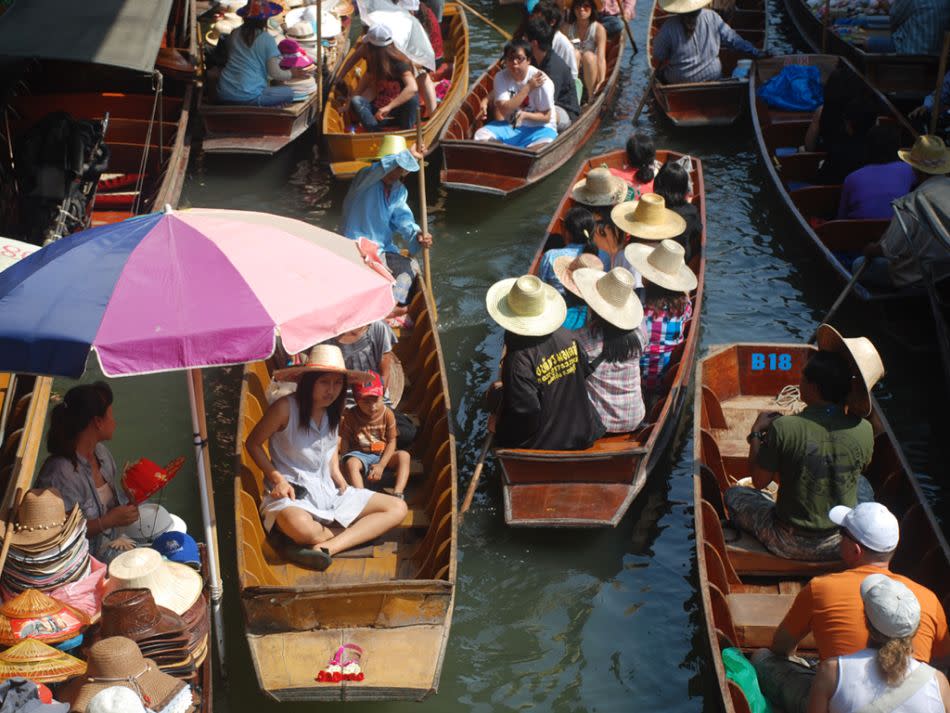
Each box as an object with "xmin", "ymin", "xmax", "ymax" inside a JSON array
[
  {"xmin": 693, "ymin": 342, "xmax": 950, "ymax": 713},
  {"xmin": 750, "ymin": 54, "xmax": 920, "ymax": 304},
  {"xmin": 439, "ymin": 37, "xmax": 624, "ymax": 195},
  {"xmin": 646, "ymin": 0, "xmax": 765, "ymax": 127},
  {"xmin": 322, "ymin": 4, "xmax": 469, "ymax": 178},
  {"xmin": 198, "ymin": 3, "xmax": 353, "ymax": 155},
  {"xmin": 0, "ymin": 0, "xmax": 194, "ymax": 237},
  {"xmin": 492, "ymin": 149, "xmax": 705, "ymax": 527},
  {"xmin": 781, "ymin": 0, "xmax": 938, "ymax": 103},
  {"xmin": 234, "ymin": 278, "xmax": 457, "ymax": 701}
]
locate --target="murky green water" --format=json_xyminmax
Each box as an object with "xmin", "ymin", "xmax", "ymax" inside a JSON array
[{"xmin": 48, "ymin": 0, "xmax": 948, "ymax": 709}]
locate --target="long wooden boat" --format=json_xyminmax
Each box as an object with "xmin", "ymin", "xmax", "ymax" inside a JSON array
[
  {"xmin": 0, "ymin": 0, "xmax": 194, "ymax": 237},
  {"xmin": 322, "ymin": 4, "xmax": 469, "ymax": 179},
  {"xmin": 781, "ymin": 0, "xmax": 938, "ymax": 103},
  {"xmin": 491, "ymin": 149, "xmax": 705, "ymax": 527},
  {"xmin": 439, "ymin": 37, "xmax": 623, "ymax": 195},
  {"xmin": 694, "ymin": 342, "xmax": 950, "ymax": 713},
  {"xmin": 750, "ymin": 54, "xmax": 920, "ymax": 304},
  {"xmin": 646, "ymin": 0, "xmax": 765, "ymax": 127},
  {"xmin": 234, "ymin": 278, "xmax": 457, "ymax": 701},
  {"xmin": 198, "ymin": 3, "xmax": 353, "ymax": 155}
]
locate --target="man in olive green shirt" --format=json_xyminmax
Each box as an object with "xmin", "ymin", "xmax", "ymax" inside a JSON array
[{"xmin": 723, "ymin": 349, "xmax": 875, "ymax": 561}]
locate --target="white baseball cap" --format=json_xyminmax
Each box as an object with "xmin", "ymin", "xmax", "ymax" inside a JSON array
[
  {"xmin": 828, "ymin": 502, "xmax": 899, "ymax": 553},
  {"xmin": 366, "ymin": 24, "xmax": 393, "ymax": 46},
  {"xmin": 860, "ymin": 573, "xmax": 921, "ymax": 639}
]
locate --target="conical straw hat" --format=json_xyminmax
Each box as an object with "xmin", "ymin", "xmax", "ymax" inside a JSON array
[
  {"xmin": 572, "ymin": 267, "xmax": 644, "ymax": 330},
  {"xmin": 485, "ymin": 275, "xmax": 567, "ymax": 336},
  {"xmin": 624, "ymin": 240, "xmax": 698, "ymax": 292},
  {"xmin": 815, "ymin": 324, "xmax": 885, "ymax": 417},
  {"xmin": 0, "ymin": 588, "xmax": 89, "ymax": 646},
  {"xmin": 611, "ymin": 193, "xmax": 687, "ymax": 240},
  {"xmin": 104, "ymin": 548, "xmax": 202, "ymax": 616},
  {"xmin": 0, "ymin": 638, "xmax": 86, "ymax": 683}
]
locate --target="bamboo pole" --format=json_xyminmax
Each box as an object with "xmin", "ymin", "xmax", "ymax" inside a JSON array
[
  {"xmin": 416, "ymin": 106, "xmax": 434, "ymax": 315},
  {"xmin": 459, "ymin": 433, "xmax": 494, "ymax": 522},
  {"xmin": 821, "ymin": 0, "xmax": 831, "ymax": 53},
  {"xmin": 317, "ymin": 0, "xmax": 324, "ymax": 115},
  {"xmin": 454, "ymin": 0, "xmax": 512, "ymax": 40},
  {"xmin": 807, "ymin": 261, "xmax": 869, "ymax": 343},
  {"xmin": 930, "ymin": 32, "xmax": 950, "ymax": 136}
]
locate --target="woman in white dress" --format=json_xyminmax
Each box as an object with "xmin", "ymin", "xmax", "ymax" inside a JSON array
[{"xmin": 246, "ymin": 345, "xmax": 408, "ymax": 570}]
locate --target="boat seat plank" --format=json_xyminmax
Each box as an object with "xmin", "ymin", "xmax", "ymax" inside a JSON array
[
  {"xmin": 726, "ymin": 592, "xmax": 816, "ymax": 650},
  {"xmin": 726, "ymin": 530, "xmax": 844, "ymax": 577}
]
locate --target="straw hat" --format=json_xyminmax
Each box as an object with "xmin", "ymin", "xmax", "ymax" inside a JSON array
[
  {"xmin": 388, "ymin": 354, "xmax": 406, "ymax": 408},
  {"xmin": 485, "ymin": 275, "xmax": 567, "ymax": 336},
  {"xmin": 571, "ymin": 167, "xmax": 627, "ymax": 206},
  {"xmin": 815, "ymin": 324, "xmax": 884, "ymax": 418},
  {"xmin": 611, "ymin": 193, "xmax": 687, "ymax": 241},
  {"xmin": 0, "ymin": 589, "xmax": 89, "ymax": 646},
  {"xmin": 104, "ymin": 549, "xmax": 202, "ymax": 616},
  {"xmin": 658, "ymin": 0, "xmax": 711, "ymax": 12},
  {"xmin": 11, "ymin": 489, "xmax": 82, "ymax": 550},
  {"xmin": 377, "ymin": 134, "xmax": 407, "ymax": 158},
  {"xmin": 572, "ymin": 267, "xmax": 644, "ymax": 330},
  {"xmin": 63, "ymin": 638, "xmax": 187, "ymax": 713},
  {"xmin": 272, "ymin": 344, "xmax": 373, "ymax": 384},
  {"xmin": 624, "ymin": 240, "xmax": 698, "ymax": 292},
  {"xmin": 898, "ymin": 135, "xmax": 950, "ymax": 175},
  {"xmin": 552, "ymin": 253, "xmax": 603, "ymax": 296},
  {"xmin": 0, "ymin": 638, "xmax": 86, "ymax": 683}
]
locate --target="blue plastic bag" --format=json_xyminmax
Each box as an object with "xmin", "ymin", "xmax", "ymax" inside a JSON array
[{"xmin": 756, "ymin": 65, "xmax": 823, "ymax": 112}]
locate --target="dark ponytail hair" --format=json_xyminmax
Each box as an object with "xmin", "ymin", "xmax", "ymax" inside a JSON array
[
  {"xmin": 654, "ymin": 161, "xmax": 690, "ymax": 207},
  {"xmin": 47, "ymin": 382, "xmax": 113, "ymax": 468},
  {"xmin": 295, "ymin": 371, "xmax": 347, "ymax": 432},
  {"xmin": 589, "ymin": 312, "xmax": 643, "ymax": 363},
  {"xmin": 563, "ymin": 206, "xmax": 599, "ymax": 254},
  {"xmin": 625, "ymin": 131, "xmax": 656, "ymax": 183}
]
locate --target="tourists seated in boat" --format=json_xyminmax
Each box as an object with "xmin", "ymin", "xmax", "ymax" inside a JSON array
[
  {"xmin": 609, "ymin": 192, "xmax": 687, "ymax": 291},
  {"xmin": 385, "ymin": 0, "xmax": 446, "ymax": 114},
  {"xmin": 623, "ymin": 240, "xmax": 696, "ymax": 394},
  {"xmin": 245, "ymin": 345, "xmax": 408, "ymax": 571},
  {"xmin": 565, "ymin": 0, "xmax": 607, "ymax": 103},
  {"xmin": 595, "ymin": 0, "xmax": 635, "ymax": 38},
  {"xmin": 837, "ymin": 125, "xmax": 915, "ymax": 220},
  {"xmin": 323, "ymin": 320, "xmax": 399, "ymax": 403},
  {"xmin": 340, "ymin": 372, "xmax": 411, "ymax": 500},
  {"xmin": 35, "ymin": 382, "xmax": 183, "ymax": 563},
  {"xmin": 609, "ymin": 131, "xmax": 659, "ymax": 199},
  {"xmin": 752, "ymin": 502, "xmax": 950, "ymax": 713},
  {"xmin": 340, "ymin": 135, "xmax": 432, "ymax": 315},
  {"xmin": 806, "ymin": 576, "xmax": 950, "ymax": 713},
  {"xmin": 804, "ymin": 64, "xmax": 869, "ymax": 153},
  {"xmin": 813, "ymin": 98, "xmax": 879, "ymax": 185},
  {"xmin": 215, "ymin": 2, "xmax": 315, "ymax": 107},
  {"xmin": 540, "ymin": 204, "xmax": 610, "ymax": 293},
  {"xmin": 531, "ymin": 0, "xmax": 580, "ymax": 89},
  {"xmin": 486, "ymin": 275, "xmax": 605, "ymax": 450},
  {"xmin": 722, "ymin": 326, "xmax": 881, "ymax": 562},
  {"xmin": 473, "ymin": 39, "xmax": 559, "ymax": 148},
  {"xmin": 525, "ymin": 18, "xmax": 580, "ymax": 130},
  {"xmin": 349, "ymin": 25, "xmax": 421, "ymax": 130},
  {"xmin": 650, "ymin": 0, "xmax": 764, "ymax": 85},
  {"xmin": 552, "ymin": 252, "xmax": 604, "ymax": 329},
  {"xmin": 854, "ymin": 135, "xmax": 950, "ymax": 291},
  {"xmin": 653, "ymin": 160, "xmax": 700, "ymax": 262},
  {"xmin": 864, "ymin": 0, "xmax": 950, "ymax": 54},
  {"xmin": 572, "ymin": 267, "xmax": 647, "ymax": 434}
]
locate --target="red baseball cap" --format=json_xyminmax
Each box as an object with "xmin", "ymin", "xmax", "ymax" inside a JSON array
[{"xmin": 353, "ymin": 372, "xmax": 384, "ymax": 399}]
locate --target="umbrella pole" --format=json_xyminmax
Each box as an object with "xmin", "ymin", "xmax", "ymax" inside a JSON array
[
  {"xmin": 317, "ymin": 0, "xmax": 324, "ymax": 116},
  {"xmin": 186, "ymin": 369, "xmax": 227, "ymax": 676}
]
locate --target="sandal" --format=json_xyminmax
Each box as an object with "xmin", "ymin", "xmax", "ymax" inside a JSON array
[
  {"xmin": 317, "ymin": 643, "xmax": 364, "ymax": 683},
  {"xmin": 280, "ymin": 542, "xmax": 333, "ymax": 571},
  {"xmin": 393, "ymin": 492, "xmax": 405, "ymax": 500}
]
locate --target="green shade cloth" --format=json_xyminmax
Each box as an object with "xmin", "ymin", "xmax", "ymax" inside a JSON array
[{"xmin": 0, "ymin": 0, "xmax": 173, "ymax": 73}]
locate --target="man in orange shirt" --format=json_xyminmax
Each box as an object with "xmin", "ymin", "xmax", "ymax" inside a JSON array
[{"xmin": 752, "ymin": 502, "xmax": 950, "ymax": 713}]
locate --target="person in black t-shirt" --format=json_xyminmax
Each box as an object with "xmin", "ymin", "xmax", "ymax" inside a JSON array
[
  {"xmin": 486, "ymin": 274, "xmax": 605, "ymax": 450},
  {"xmin": 525, "ymin": 17, "xmax": 580, "ymax": 131}
]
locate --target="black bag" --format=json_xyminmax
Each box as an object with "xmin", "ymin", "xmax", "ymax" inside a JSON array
[{"xmin": 395, "ymin": 411, "xmax": 418, "ymax": 450}]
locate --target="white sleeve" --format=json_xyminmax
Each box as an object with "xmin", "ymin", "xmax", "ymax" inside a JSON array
[{"xmin": 492, "ymin": 71, "xmax": 512, "ymax": 102}]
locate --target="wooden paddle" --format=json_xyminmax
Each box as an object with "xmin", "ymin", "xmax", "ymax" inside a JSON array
[
  {"xmin": 416, "ymin": 106, "xmax": 435, "ymax": 317},
  {"xmin": 632, "ymin": 66, "xmax": 657, "ymax": 123},
  {"xmin": 455, "ymin": 0, "xmax": 513, "ymax": 40},
  {"xmin": 930, "ymin": 31, "xmax": 950, "ymax": 136},
  {"xmin": 622, "ymin": 15, "xmax": 638, "ymax": 55},
  {"xmin": 808, "ymin": 260, "xmax": 869, "ymax": 343},
  {"xmin": 459, "ymin": 431, "xmax": 494, "ymax": 521},
  {"xmin": 0, "ymin": 487, "xmax": 24, "ymax": 576}
]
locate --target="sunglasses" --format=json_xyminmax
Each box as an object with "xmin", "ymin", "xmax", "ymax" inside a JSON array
[{"xmin": 508, "ymin": 54, "xmax": 528, "ymax": 64}]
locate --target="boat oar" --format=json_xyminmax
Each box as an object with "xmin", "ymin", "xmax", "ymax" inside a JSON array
[
  {"xmin": 416, "ymin": 106, "xmax": 435, "ymax": 317},
  {"xmin": 632, "ymin": 66, "xmax": 657, "ymax": 123},
  {"xmin": 459, "ymin": 431, "xmax": 494, "ymax": 522},
  {"xmin": 455, "ymin": 0, "xmax": 513, "ymax": 40},
  {"xmin": 622, "ymin": 15, "xmax": 638, "ymax": 55},
  {"xmin": 807, "ymin": 260, "xmax": 869, "ymax": 343},
  {"xmin": 0, "ymin": 488, "xmax": 24, "ymax": 575},
  {"xmin": 930, "ymin": 31, "xmax": 950, "ymax": 136}
]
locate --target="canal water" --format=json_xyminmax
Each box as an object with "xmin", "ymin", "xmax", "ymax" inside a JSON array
[{"xmin": 49, "ymin": 0, "xmax": 948, "ymax": 710}]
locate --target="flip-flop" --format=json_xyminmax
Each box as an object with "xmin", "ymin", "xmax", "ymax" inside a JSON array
[{"xmin": 280, "ymin": 543, "xmax": 332, "ymax": 571}]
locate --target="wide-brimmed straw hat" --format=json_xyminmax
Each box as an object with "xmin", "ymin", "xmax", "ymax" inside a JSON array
[
  {"xmin": 0, "ymin": 638, "xmax": 86, "ymax": 683},
  {"xmin": 376, "ymin": 135, "xmax": 420, "ymax": 173},
  {"xmin": 611, "ymin": 193, "xmax": 687, "ymax": 240},
  {"xmin": 624, "ymin": 240, "xmax": 698, "ymax": 292},
  {"xmin": 0, "ymin": 589, "xmax": 89, "ymax": 646},
  {"xmin": 11, "ymin": 489, "xmax": 82, "ymax": 550},
  {"xmin": 572, "ymin": 167, "xmax": 627, "ymax": 206},
  {"xmin": 62, "ymin": 637, "xmax": 187, "ymax": 713},
  {"xmin": 552, "ymin": 253, "xmax": 603, "ymax": 296},
  {"xmin": 898, "ymin": 135, "xmax": 950, "ymax": 175},
  {"xmin": 572, "ymin": 267, "xmax": 644, "ymax": 330},
  {"xmin": 104, "ymin": 549, "xmax": 202, "ymax": 616},
  {"xmin": 658, "ymin": 0, "xmax": 711, "ymax": 12},
  {"xmin": 815, "ymin": 324, "xmax": 884, "ymax": 417},
  {"xmin": 486, "ymin": 275, "xmax": 567, "ymax": 336},
  {"xmin": 272, "ymin": 344, "xmax": 373, "ymax": 384}
]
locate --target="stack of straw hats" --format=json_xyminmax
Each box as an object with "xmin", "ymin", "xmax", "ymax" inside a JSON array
[
  {"xmin": 0, "ymin": 589, "xmax": 90, "ymax": 648},
  {"xmin": 0, "ymin": 490, "xmax": 90, "ymax": 599}
]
